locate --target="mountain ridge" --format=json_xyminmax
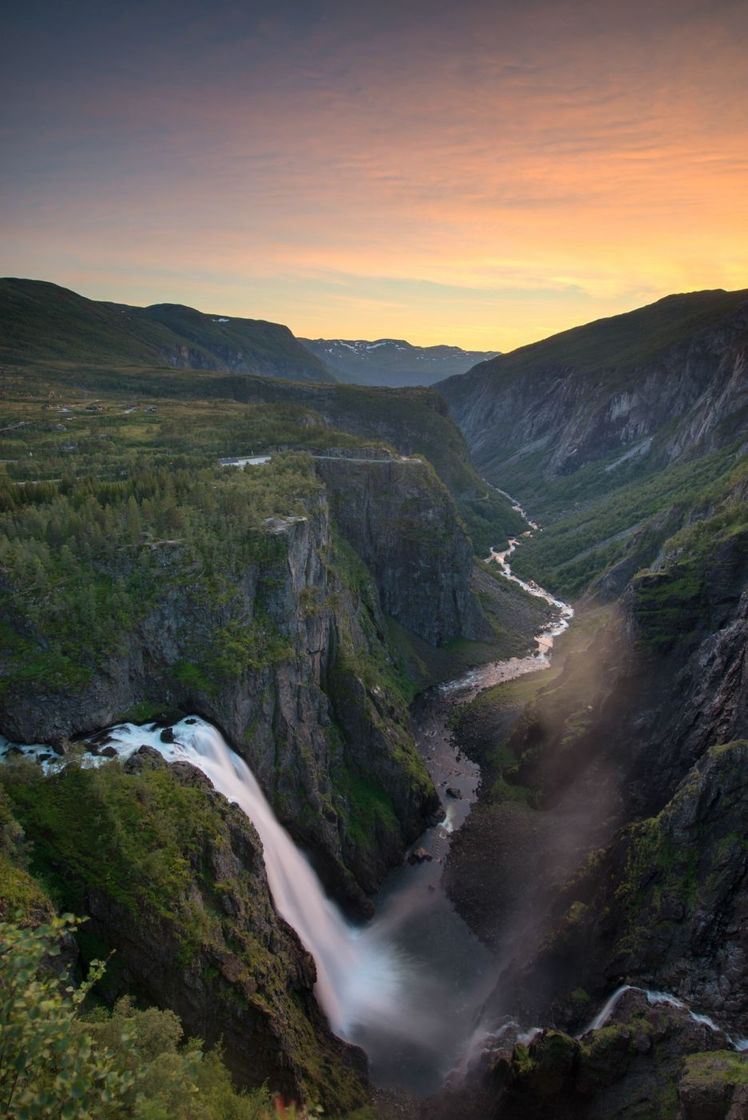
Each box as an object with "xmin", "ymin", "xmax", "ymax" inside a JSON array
[
  {"xmin": 0, "ymin": 277, "xmax": 335, "ymax": 382},
  {"xmin": 300, "ymin": 335, "xmax": 499, "ymax": 386}
]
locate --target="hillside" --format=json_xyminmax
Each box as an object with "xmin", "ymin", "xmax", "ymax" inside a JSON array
[
  {"xmin": 300, "ymin": 336, "xmax": 499, "ymax": 387},
  {"xmin": 0, "ymin": 278, "xmax": 334, "ymax": 382},
  {"xmin": 438, "ymin": 288, "xmax": 748, "ymax": 594}
]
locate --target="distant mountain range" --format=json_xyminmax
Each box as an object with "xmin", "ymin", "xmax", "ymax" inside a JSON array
[
  {"xmin": 0, "ymin": 278, "xmax": 334, "ymax": 382},
  {"xmin": 299, "ymin": 337, "xmax": 500, "ymax": 387}
]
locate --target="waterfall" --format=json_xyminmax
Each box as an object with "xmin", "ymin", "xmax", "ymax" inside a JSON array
[
  {"xmin": 1, "ymin": 712, "xmax": 494, "ymax": 1090},
  {"xmin": 98, "ymin": 717, "xmax": 407, "ymax": 1041},
  {"xmin": 578, "ymin": 984, "xmax": 748, "ymax": 1051}
]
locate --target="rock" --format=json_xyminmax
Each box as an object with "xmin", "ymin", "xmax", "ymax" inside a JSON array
[
  {"xmin": 315, "ymin": 456, "xmax": 488, "ymax": 645},
  {"xmin": 99, "ymin": 746, "xmax": 118, "ymax": 758},
  {"xmin": 678, "ymin": 1051, "xmax": 748, "ymax": 1120},
  {"xmin": 123, "ymin": 745, "xmax": 167, "ymax": 773},
  {"xmin": 44, "ymin": 763, "xmax": 369, "ymax": 1111},
  {"xmin": 408, "ymin": 847, "xmax": 433, "ymax": 864},
  {"xmin": 170, "ymin": 760, "xmax": 213, "ymax": 790},
  {"xmin": 0, "ymin": 482, "xmax": 441, "ymax": 904},
  {"xmin": 446, "ymin": 787, "xmax": 462, "ymax": 799}
]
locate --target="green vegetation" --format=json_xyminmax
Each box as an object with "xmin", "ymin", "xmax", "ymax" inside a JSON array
[
  {"xmin": 0, "ymin": 282, "xmax": 523, "ymax": 554},
  {"xmin": 0, "ymin": 760, "xmax": 369, "ymax": 1113},
  {"xmin": 0, "ymin": 915, "xmax": 286, "ymax": 1119},
  {"xmin": 0, "ymin": 455, "xmax": 315, "ymax": 695},
  {"xmin": 613, "ymin": 742, "xmax": 748, "ymax": 958},
  {"xmin": 1, "ymin": 762, "xmax": 224, "ymax": 927},
  {"xmin": 0, "ymin": 787, "xmax": 54, "ymax": 924},
  {"xmin": 509, "ymin": 445, "xmax": 744, "ymax": 597},
  {"xmin": 332, "ymin": 763, "xmax": 400, "ymax": 852},
  {"xmin": 0, "ymin": 277, "xmax": 333, "ymax": 381},
  {"xmin": 682, "ymin": 1050, "xmax": 748, "ymax": 1087},
  {"xmin": 452, "ymin": 604, "xmax": 614, "ymax": 804}
]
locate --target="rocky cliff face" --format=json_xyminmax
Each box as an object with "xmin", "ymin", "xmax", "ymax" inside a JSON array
[
  {"xmin": 443, "ymin": 502, "xmax": 747, "ymax": 1059},
  {"xmin": 0, "ymin": 753, "xmax": 367, "ymax": 1111},
  {"xmin": 427, "ymin": 989, "xmax": 746, "ymax": 1120},
  {"xmin": 316, "ymin": 455, "xmax": 487, "ymax": 644},
  {"xmin": 438, "ymin": 290, "xmax": 748, "ymax": 496},
  {"xmin": 0, "ymin": 462, "xmax": 487, "ymax": 899}
]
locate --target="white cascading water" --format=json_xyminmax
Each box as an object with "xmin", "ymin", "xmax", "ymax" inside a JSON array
[
  {"xmin": 6, "ymin": 491, "xmax": 742, "ymax": 1083},
  {"xmin": 0, "ymin": 712, "xmax": 493, "ymax": 1089},
  {"xmin": 578, "ymin": 984, "xmax": 748, "ymax": 1051},
  {"xmin": 91, "ymin": 717, "xmax": 411, "ymax": 1042}
]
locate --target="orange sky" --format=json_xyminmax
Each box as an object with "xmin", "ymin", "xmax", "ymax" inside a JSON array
[{"xmin": 2, "ymin": 1, "xmax": 747, "ymax": 349}]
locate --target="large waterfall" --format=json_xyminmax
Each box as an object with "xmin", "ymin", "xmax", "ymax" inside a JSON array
[
  {"xmin": 100, "ymin": 717, "xmax": 407, "ymax": 1040},
  {"xmin": 1, "ymin": 711, "xmax": 493, "ymax": 1090}
]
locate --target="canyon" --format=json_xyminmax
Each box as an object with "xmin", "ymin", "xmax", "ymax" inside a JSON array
[{"xmin": 0, "ymin": 282, "xmax": 746, "ymax": 1118}]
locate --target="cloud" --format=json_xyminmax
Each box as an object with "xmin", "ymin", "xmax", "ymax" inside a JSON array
[{"xmin": 1, "ymin": 0, "xmax": 746, "ymax": 347}]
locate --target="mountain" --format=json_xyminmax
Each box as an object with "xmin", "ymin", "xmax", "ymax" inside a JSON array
[
  {"xmin": 437, "ymin": 288, "xmax": 748, "ymax": 595},
  {"xmin": 438, "ymin": 288, "xmax": 747, "ymax": 493},
  {"xmin": 299, "ymin": 336, "xmax": 499, "ymax": 386},
  {"xmin": 3, "ymin": 280, "xmax": 747, "ymax": 1118},
  {"xmin": 0, "ymin": 278, "xmax": 335, "ymax": 382}
]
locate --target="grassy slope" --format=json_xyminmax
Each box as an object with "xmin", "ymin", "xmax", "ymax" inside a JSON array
[
  {"xmin": 510, "ymin": 446, "xmax": 745, "ymax": 597},
  {"xmin": 0, "ymin": 278, "xmax": 334, "ymax": 381}
]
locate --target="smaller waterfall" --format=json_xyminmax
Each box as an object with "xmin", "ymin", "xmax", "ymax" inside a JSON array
[{"xmin": 578, "ymin": 984, "xmax": 748, "ymax": 1051}]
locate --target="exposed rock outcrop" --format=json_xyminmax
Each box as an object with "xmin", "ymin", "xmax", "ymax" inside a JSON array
[
  {"xmin": 0, "ymin": 758, "xmax": 367, "ymax": 1111},
  {"xmin": 438, "ymin": 290, "xmax": 748, "ymax": 485},
  {"xmin": 316, "ymin": 455, "xmax": 487, "ymax": 644},
  {"xmin": 425, "ymin": 990, "xmax": 745, "ymax": 1120}
]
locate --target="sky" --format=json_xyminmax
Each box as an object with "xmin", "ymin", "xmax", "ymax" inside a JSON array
[{"xmin": 2, "ymin": 0, "xmax": 747, "ymax": 349}]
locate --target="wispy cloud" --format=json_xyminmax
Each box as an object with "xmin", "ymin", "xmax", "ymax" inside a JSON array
[{"xmin": 1, "ymin": 0, "xmax": 746, "ymax": 347}]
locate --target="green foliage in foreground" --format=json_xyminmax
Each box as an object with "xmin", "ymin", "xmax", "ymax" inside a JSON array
[{"xmin": 0, "ymin": 917, "xmax": 273, "ymax": 1120}]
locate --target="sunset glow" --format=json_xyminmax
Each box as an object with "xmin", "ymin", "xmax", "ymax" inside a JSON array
[{"xmin": 3, "ymin": 0, "xmax": 747, "ymax": 348}]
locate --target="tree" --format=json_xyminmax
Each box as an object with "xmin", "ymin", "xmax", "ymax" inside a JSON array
[{"xmin": 0, "ymin": 916, "xmax": 133, "ymax": 1119}]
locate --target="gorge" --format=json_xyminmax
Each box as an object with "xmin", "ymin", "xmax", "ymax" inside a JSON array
[{"xmin": 0, "ymin": 281, "xmax": 746, "ymax": 1120}]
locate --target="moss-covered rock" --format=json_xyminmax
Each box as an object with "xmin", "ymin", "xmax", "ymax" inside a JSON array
[
  {"xmin": 678, "ymin": 1051, "xmax": 748, "ymax": 1120},
  {"xmin": 0, "ymin": 758, "xmax": 367, "ymax": 1113}
]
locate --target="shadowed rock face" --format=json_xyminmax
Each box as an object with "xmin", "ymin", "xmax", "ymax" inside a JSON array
[
  {"xmin": 433, "ymin": 485, "xmax": 747, "ymax": 1120},
  {"xmin": 465, "ymin": 578, "xmax": 747, "ymax": 1030},
  {"xmin": 1, "ymin": 753, "xmax": 368, "ymax": 1112},
  {"xmin": 424, "ymin": 990, "xmax": 746, "ymax": 1120},
  {"xmin": 437, "ymin": 291, "xmax": 748, "ymax": 487},
  {"xmin": 0, "ymin": 461, "xmax": 485, "ymax": 901},
  {"xmin": 315, "ymin": 455, "xmax": 488, "ymax": 645},
  {"xmin": 0, "ymin": 490, "xmax": 450, "ymax": 900}
]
